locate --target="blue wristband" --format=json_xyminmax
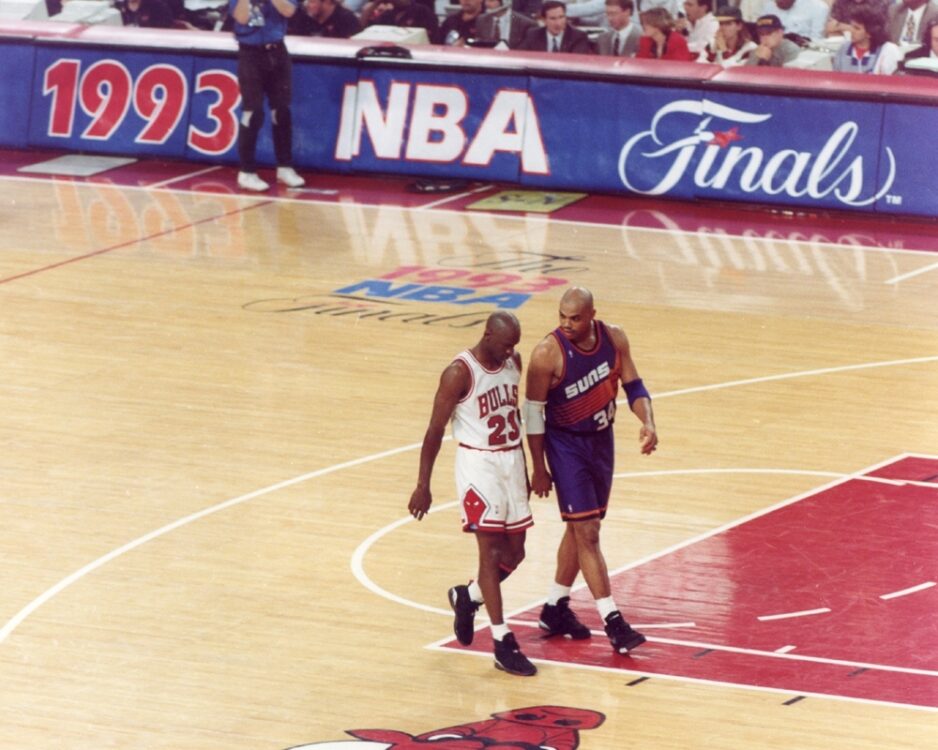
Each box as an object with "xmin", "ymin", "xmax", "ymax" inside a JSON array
[{"xmin": 623, "ymin": 378, "xmax": 650, "ymax": 407}]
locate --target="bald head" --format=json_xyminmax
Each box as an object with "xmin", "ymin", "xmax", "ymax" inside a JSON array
[
  {"xmin": 560, "ymin": 287, "xmax": 594, "ymax": 312},
  {"xmin": 486, "ymin": 310, "xmax": 521, "ymax": 338},
  {"xmin": 477, "ymin": 311, "xmax": 521, "ymax": 367},
  {"xmin": 557, "ymin": 287, "xmax": 596, "ymax": 345}
]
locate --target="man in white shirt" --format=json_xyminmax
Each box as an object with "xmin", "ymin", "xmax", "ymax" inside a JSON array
[
  {"xmin": 677, "ymin": 0, "xmax": 719, "ymax": 54},
  {"xmin": 760, "ymin": 0, "xmax": 828, "ymax": 39}
]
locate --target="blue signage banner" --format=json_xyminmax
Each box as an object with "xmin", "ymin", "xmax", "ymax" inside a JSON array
[
  {"xmin": 184, "ymin": 56, "xmax": 242, "ymax": 165},
  {"xmin": 877, "ymin": 101, "xmax": 938, "ymax": 217},
  {"xmin": 521, "ymin": 77, "xmax": 704, "ymax": 200},
  {"xmin": 2, "ymin": 27, "xmax": 936, "ymax": 219},
  {"xmin": 291, "ymin": 59, "xmax": 359, "ymax": 173},
  {"xmin": 29, "ymin": 46, "xmax": 195, "ymax": 157},
  {"xmin": 183, "ymin": 57, "xmax": 359, "ymax": 171},
  {"xmin": 686, "ymin": 91, "xmax": 890, "ymax": 213},
  {"xmin": 0, "ymin": 42, "xmax": 34, "ymax": 148},
  {"xmin": 327, "ymin": 67, "xmax": 530, "ymax": 181}
]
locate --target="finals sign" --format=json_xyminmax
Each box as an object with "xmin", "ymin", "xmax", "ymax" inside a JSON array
[{"xmin": 617, "ymin": 99, "xmax": 897, "ymax": 208}]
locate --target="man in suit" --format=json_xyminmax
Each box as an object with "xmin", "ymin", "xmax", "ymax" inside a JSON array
[
  {"xmin": 518, "ymin": 0, "xmax": 593, "ymax": 52},
  {"xmin": 288, "ymin": 0, "xmax": 363, "ymax": 36},
  {"xmin": 901, "ymin": 16, "xmax": 938, "ymax": 63},
  {"xmin": 595, "ymin": 0, "xmax": 642, "ymax": 56},
  {"xmin": 477, "ymin": 0, "xmax": 539, "ymax": 48},
  {"xmin": 888, "ymin": 0, "xmax": 938, "ymax": 46}
]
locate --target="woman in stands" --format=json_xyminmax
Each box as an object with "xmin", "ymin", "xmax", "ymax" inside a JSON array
[
  {"xmin": 702, "ymin": 5, "xmax": 758, "ymax": 65},
  {"xmin": 637, "ymin": 7, "xmax": 694, "ymax": 59},
  {"xmin": 832, "ymin": 4, "xmax": 901, "ymax": 74}
]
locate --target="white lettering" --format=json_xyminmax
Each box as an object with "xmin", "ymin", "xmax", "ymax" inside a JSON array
[
  {"xmin": 464, "ymin": 90, "xmax": 548, "ymax": 174},
  {"xmin": 563, "ymin": 362, "xmax": 611, "ymax": 400},
  {"xmin": 404, "ymin": 85, "xmax": 468, "ymax": 163},
  {"xmin": 335, "ymin": 81, "xmax": 411, "ymax": 161},
  {"xmin": 618, "ymin": 99, "xmax": 896, "ymax": 207},
  {"xmin": 335, "ymin": 81, "xmax": 547, "ymax": 172}
]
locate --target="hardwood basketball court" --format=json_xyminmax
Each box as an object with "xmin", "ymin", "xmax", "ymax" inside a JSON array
[{"xmin": 0, "ymin": 153, "xmax": 935, "ymax": 749}]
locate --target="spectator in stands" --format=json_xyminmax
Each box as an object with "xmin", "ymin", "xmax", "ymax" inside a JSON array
[
  {"xmin": 288, "ymin": 0, "xmax": 363, "ymax": 36},
  {"xmin": 832, "ymin": 3, "xmax": 900, "ymax": 73},
  {"xmin": 564, "ymin": 0, "xmax": 608, "ymax": 27},
  {"xmin": 888, "ymin": 0, "xmax": 938, "ymax": 46},
  {"xmin": 701, "ymin": 5, "xmax": 757, "ymax": 65},
  {"xmin": 518, "ymin": 1, "xmax": 593, "ymax": 52},
  {"xmin": 825, "ymin": 0, "xmax": 888, "ymax": 38},
  {"xmin": 117, "ymin": 0, "xmax": 176, "ymax": 27},
  {"xmin": 639, "ymin": 0, "xmax": 681, "ymax": 20},
  {"xmin": 759, "ymin": 0, "xmax": 828, "ymax": 40},
  {"xmin": 512, "ymin": 0, "xmax": 544, "ymax": 18},
  {"xmin": 746, "ymin": 12, "xmax": 800, "ymax": 64},
  {"xmin": 901, "ymin": 15, "xmax": 938, "ymax": 62},
  {"xmin": 595, "ymin": 0, "xmax": 642, "ymax": 55},
  {"xmin": 362, "ymin": 0, "xmax": 441, "ymax": 42},
  {"xmin": 637, "ymin": 6, "xmax": 694, "ymax": 58},
  {"xmin": 477, "ymin": 0, "xmax": 539, "ymax": 48},
  {"xmin": 440, "ymin": 0, "xmax": 485, "ymax": 44},
  {"xmin": 677, "ymin": 0, "xmax": 719, "ymax": 56}
]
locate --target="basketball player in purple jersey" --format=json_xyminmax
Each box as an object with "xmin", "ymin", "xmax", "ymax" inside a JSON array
[
  {"xmin": 524, "ymin": 287, "xmax": 658, "ymax": 654},
  {"xmin": 408, "ymin": 311, "xmax": 537, "ymax": 676}
]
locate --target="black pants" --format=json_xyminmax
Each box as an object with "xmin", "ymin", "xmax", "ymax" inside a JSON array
[{"xmin": 236, "ymin": 42, "xmax": 293, "ymax": 172}]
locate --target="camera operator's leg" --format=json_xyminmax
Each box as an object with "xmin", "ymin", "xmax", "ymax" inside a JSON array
[{"xmin": 236, "ymin": 46, "xmax": 269, "ymax": 191}]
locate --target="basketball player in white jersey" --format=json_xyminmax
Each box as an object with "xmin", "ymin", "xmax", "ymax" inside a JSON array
[{"xmin": 408, "ymin": 311, "xmax": 536, "ymax": 677}]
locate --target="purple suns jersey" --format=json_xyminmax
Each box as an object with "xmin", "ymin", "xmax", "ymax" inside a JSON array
[
  {"xmin": 451, "ymin": 350, "xmax": 522, "ymax": 450},
  {"xmin": 545, "ymin": 321, "xmax": 622, "ymax": 433}
]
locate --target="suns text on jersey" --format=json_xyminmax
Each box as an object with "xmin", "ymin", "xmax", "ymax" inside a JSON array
[{"xmin": 563, "ymin": 362, "xmax": 611, "ymax": 400}]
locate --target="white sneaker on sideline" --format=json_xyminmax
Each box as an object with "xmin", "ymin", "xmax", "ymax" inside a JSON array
[
  {"xmin": 276, "ymin": 166, "xmax": 305, "ymax": 188},
  {"xmin": 237, "ymin": 171, "xmax": 270, "ymax": 192}
]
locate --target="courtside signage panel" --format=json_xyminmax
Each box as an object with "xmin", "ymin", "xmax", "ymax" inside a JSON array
[
  {"xmin": 521, "ymin": 78, "xmax": 703, "ymax": 199},
  {"xmin": 877, "ymin": 102, "xmax": 938, "ymax": 217},
  {"xmin": 291, "ymin": 59, "xmax": 359, "ymax": 173},
  {"xmin": 330, "ymin": 69, "xmax": 533, "ymax": 181},
  {"xmin": 686, "ymin": 92, "xmax": 890, "ymax": 212},
  {"xmin": 1, "ymin": 42, "xmax": 34, "ymax": 148},
  {"xmin": 183, "ymin": 57, "xmax": 360, "ymax": 169},
  {"xmin": 30, "ymin": 46, "xmax": 195, "ymax": 157},
  {"xmin": 520, "ymin": 80, "xmax": 892, "ymax": 213},
  {"xmin": 4, "ymin": 27, "xmax": 936, "ymax": 218}
]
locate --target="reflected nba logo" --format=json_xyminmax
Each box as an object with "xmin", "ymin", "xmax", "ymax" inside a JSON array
[{"xmin": 617, "ymin": 99, "xmax": 897, "ymax": 208}]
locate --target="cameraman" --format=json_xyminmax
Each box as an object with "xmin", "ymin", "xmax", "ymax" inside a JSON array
[{"xmin": 230, "ymin": 0, "xmax": 306, "ymax": 191}]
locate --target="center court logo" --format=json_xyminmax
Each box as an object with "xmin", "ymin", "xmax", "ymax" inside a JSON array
[
  {"xmin": 283, "ymin": 706, "xmax": 605, "ymax": 750},
  {"xmin": 617, "ymin": 99, "xmax": 896, "ymax": 207}
]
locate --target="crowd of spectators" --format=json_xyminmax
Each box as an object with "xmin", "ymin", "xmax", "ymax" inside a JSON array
[{"xmin": 42, "ymin": 0, "xmax": 938, "ymax": 75}]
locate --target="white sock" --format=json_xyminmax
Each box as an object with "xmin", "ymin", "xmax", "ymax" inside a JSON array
[
  {"xmin": 491, "ymin": 623, "xmax": 511, "ymax": 641},
  {"xmin": 468, "ymin": 580, "xmax": 483, "ymax": 603},
  {"xmin": 547, "ymin": 582, "xmax": 571, "ymax": 606},
  {"xmin": 596, "ymin": 596, "xmax": 617, "ymax": 620}
]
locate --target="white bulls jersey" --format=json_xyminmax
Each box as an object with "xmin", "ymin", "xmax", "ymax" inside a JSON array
[{"xmin": 451, "ymin": 350, "xmax": 522, "ymax": 451}]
